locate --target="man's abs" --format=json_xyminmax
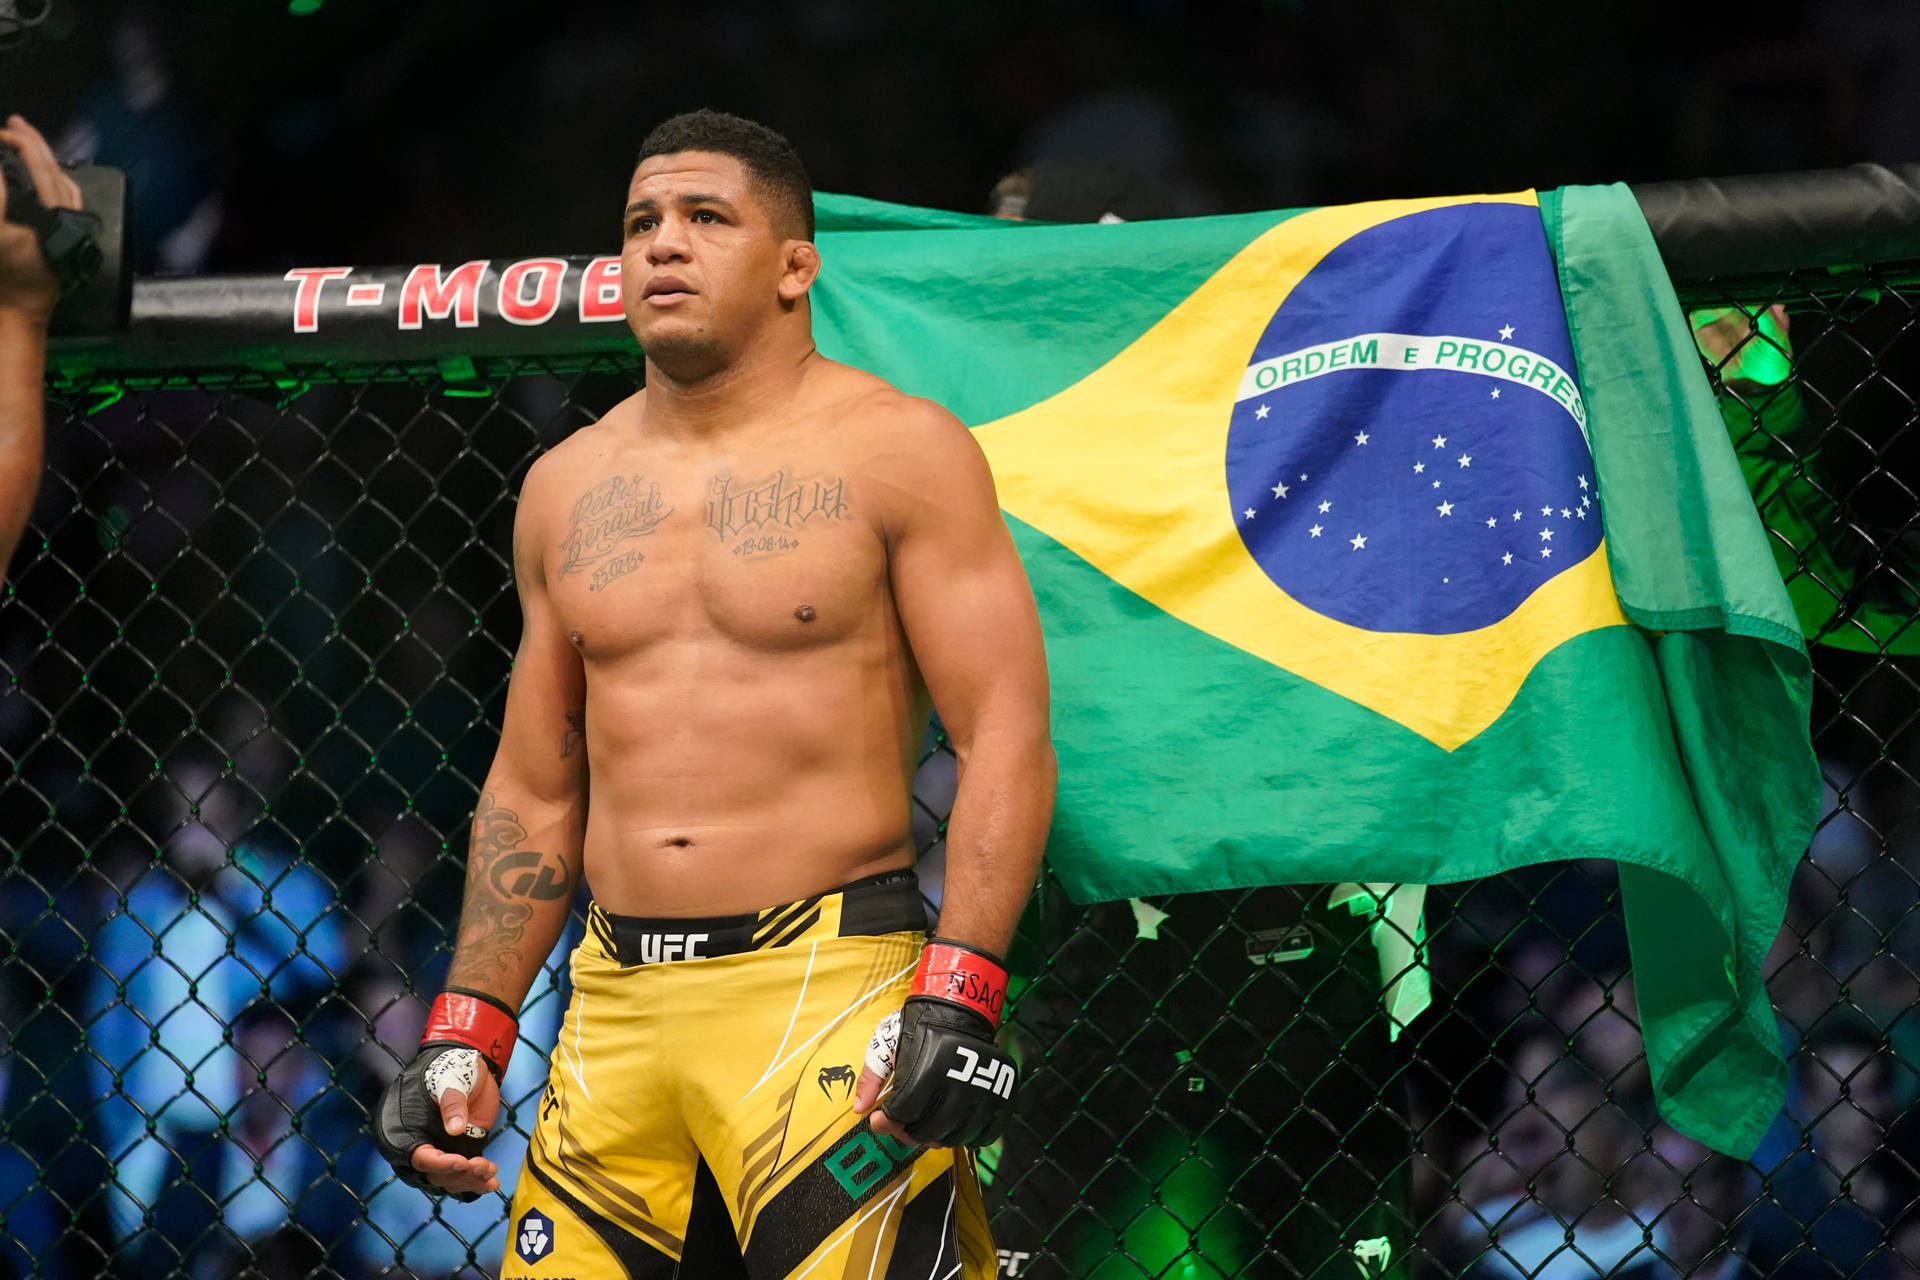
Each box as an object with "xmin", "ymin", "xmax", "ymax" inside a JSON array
[{"xmin": 575, "ymin": 642, "xmax": 927, "ymax": 916}]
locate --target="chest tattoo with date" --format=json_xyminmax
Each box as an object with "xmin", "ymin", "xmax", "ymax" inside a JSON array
[
  {"xmin": 558, "ymin": 475, "xmax": 673, "ymax": 591},
  {"xmin": 706, "ymin": 468, "xmax": 851, "ymax": 558}
]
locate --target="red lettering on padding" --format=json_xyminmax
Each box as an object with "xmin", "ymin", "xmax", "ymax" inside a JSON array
[
  {"xmin": 284, "ymin": 267, "xmax": 353, "ymax": 333},
  {"xmin": 499, "ymin": 258, "xmax": 568, "ymax": 326},
  {"xmin": 400, "ymin": 261, "xmax": 490, "ymax": 330},
  {"xmin": 580, "ymin": 256, "xmax": 623, "ymax": 323}
]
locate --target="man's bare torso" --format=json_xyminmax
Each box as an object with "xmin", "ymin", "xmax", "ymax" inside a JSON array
[{"xmin": 521, "ymin": 362, "xmax": 933, "ymax": 915}]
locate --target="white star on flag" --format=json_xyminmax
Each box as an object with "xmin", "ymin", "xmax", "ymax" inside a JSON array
[
  {"xmin": 1458, "ymin": 455, "xmax": 1472, "ymax": 468},
  {"xmin": 1578, "ymin": 475, "xmax": 1589, "ymax": 490},
  {"xmin": 1540, "ymin": 506, "xmax": 1553, "ymax": 517},
  {"xmin": 1244, "ymin": 508, "xmax": 1256, "ymax": 520},
  {"xmin": 1490, "ymin": 388, "xmax": 1501, "ymax": 399},
  {"xmin": 1541, "ymin": 547, "xmax": 1552, "ymax": 558},
  {"xmin": 1499, "ymin": 324, "xmax": 1515, "ymax": 340},
  {"xmin": 1350, "ymin": 533, "xmax": 1367, "ymax": 550},
  {"xmin": 1309, "ymin": 524, "xmax": 1323, "ymax": 538},
  {"xmin": 1576, "ymin": 507, "xmax": 1587, "ymax": 519},
  {"xmin": 1413, "ymin": 462, "xmax": 1426, "ymax": 474},
  {"xmin": 1300, "ymin": 473, "xmax": 1309, "ymax": 482},
  {"xmin": 1318, "ymin": 500, "xmax": 1332, "ymax": 513},
  {"xmin": 1255, "ymin": 404, "xmax": 1270, "ymax": 420},
  {"xmin": 1502, "ymin": 552, "xmax": 1513, "ymax": 565},
  {"xmin": 1561, "ymin": 508, "xmax": 1571, "ymax": 518},
  {"xmin": 1485, "ymin": 517, "xmax": 1497, "ymax": 527},
  {"xmin": 1512, "ymin": 510, "xmax": 1521, "ymax": 521},
  {"xmin": 1432, "ymin": 480, "xmax": 1441, "ymax": 488},
  {"xmin": 1437, "ymin": 501, "xmax": 1454, "ymax": 517},
  {"xmin": 1432, "ymin": 434, "xmax": 1447, "ymax": 449},
  {"xmin": 1354, "ymin": 431, "xmax": 1370, "ymax": 445},
  {"xmin": 1272, "ymin": 481, "xmax": 1289, "ymax": 498},
  {"xmin": 1539, "ymin": 528, "xmax": 1553, "ymax": 541}
]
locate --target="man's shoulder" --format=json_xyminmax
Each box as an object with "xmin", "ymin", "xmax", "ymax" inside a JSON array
[
  {"xmin": 823, "ymin": 373, "xmax": 994, "ymax": 536},
  {"xmin": 822, "ymin": 365, "xmax": 973, "ymax": 462},
  {"xmin": 517, "ymin": 393, "xmax": 640, "ymax": 507},
  {"xmin": 829, "ymin": 367, "xmax": 957, "ymax": 426}
]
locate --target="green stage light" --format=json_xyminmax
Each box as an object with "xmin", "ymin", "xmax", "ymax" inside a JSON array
[{"xmin": 287, "ymin": 0, "xmax": 323, "ymax": 14}]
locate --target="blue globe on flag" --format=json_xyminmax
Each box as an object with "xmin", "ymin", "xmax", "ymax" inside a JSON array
[{"xmin": 1226, "ymin": 202, "xmax": 1602, "ymax": 636}]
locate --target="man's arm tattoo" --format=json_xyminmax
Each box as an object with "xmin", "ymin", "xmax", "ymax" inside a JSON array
[
  {"xmin": 447, "ymin": 896, "xmax": 534, "ymax": 989},
  {"xmin": 561, "ymin": 710, "xmax": 585, "ymax": 759},
  {"xmin": 445, "ymin": 791, "xmax": 575, "ymax": 988}
]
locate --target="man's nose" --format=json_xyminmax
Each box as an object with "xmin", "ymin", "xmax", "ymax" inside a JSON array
[{"xmin": 648, "ymin": 217, "xmax": 691, "ymax": 263}]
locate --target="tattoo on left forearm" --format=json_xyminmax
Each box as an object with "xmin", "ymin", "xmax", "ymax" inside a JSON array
[
  {"xmin": 470, "ymin": 793, "xmax": 529, "ymax": 863},
  {"xmin": 486, "ymin": 849, "xmax": 572, "ymax": 900},
  {"xmin": 447, "ymin": 895, "xmax": 533, "ymax": 987},
  {"xmin": 446, "ymin": 791, "xmax": 576, "ymax": 988}
]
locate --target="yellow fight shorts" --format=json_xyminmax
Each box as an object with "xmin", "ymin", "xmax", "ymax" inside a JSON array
[{"xmin": 502, "ymin": 870, "xmax": 996, "ymax": 1279}]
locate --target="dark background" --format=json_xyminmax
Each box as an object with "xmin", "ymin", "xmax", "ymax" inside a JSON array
[{"xmin": 7, "ymin": 0, "xmax": 1920, "ymax": 272}]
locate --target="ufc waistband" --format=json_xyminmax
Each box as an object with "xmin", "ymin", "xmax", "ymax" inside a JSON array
[{"xmin": 586, "ymin": 869, "xmax": 926, "ymax": 967}]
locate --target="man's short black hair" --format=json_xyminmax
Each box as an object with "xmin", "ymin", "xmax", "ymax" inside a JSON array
[{"xmin": 637, "ymin": 110, "xmax": 814, "ymax": 241}]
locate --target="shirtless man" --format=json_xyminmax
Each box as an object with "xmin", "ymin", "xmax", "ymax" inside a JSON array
[{"xmin": 373, "ymin": 110, "xmax": 1055, "ymax": 1279}]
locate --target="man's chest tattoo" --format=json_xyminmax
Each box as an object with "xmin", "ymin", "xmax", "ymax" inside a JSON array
[
  {"xmin": 559, "ymin": 475, "xmax": 672, "ymax": 590},
  {"xmin": 706, "ymin": 468, "xmax": 851, "ymax": 558}
]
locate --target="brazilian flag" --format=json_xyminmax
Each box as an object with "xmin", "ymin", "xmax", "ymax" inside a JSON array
[{"xmin": 809, "ymin": 184, "xmax": 1818, "ymax": 1158}]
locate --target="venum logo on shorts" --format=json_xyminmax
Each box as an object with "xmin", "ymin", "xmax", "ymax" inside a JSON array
[
  {"xmin": 515, "ymin": 1208, "xmax": 555, "ymax": 1264},
  {"xmin": 817, "ymin": 1064, "xmax": 857, "ymax": 1099}
]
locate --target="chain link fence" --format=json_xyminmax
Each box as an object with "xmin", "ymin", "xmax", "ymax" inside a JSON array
[{"xmin": 4, "ymin": 251, "xmax": 1918, "ymax": 1279}]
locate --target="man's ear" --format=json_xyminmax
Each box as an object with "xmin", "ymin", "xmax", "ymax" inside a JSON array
[{"xmin": 778, "ymin": 240, "xmax": 820, "ymax": 303}]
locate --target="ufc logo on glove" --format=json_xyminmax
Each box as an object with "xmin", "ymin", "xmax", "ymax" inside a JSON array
[{"xmin": 945, "ymin": 1045, "xmax": 1016, "ymax": 1099}]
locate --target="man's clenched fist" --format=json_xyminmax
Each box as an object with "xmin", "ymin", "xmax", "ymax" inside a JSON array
[{"xmin": 853, "ymin": 938, "xmax": 1018, "ymax": 1148}]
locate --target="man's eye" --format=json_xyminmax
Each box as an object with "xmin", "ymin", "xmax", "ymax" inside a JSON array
[
  {"xmin": 627, "ymin": 218, "xmax": 655, "ymax": 236},
  {"xmin": 694, "ymin": 210, "xmax": 719, "ymax": 224}
]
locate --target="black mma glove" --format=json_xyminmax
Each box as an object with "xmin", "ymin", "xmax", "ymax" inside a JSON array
[
  {"xmin": 372, "ymin": 987, "xmax": 517, "ymax": 1201},
  {"xmin": 865, "ymin": 938, "xmax": 1018, "ymax": 1147},
  {"xmin": 0, "ymin": 141, "xmax": 101, "ymax": 297}
]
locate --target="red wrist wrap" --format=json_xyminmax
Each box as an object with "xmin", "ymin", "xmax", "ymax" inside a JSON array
[
  {"xmin": 422, "ymin": 991, "xmax": 518, "ymax": 1079},
  {"xmin": 910, "ymin": 940, "xmax": 1009, "ymax": 1029}
]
